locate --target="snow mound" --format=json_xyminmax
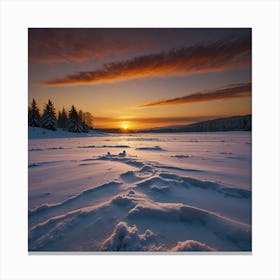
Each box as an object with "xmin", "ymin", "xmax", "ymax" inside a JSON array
[
  {"xmin": 136, "ymin": 177, "xmax": 171, "ymax": 193},
  {"xmin": 78, "ymin": 145, "xmax": 130, "ymax": 149},
  {"xmin": 111, "ymin": 194, "xmax": 136, "ymax": 207},
  {"xmin": 29, "ymin": 147, "xmax": 65, "ymax": 151},
  {"xmin": 120, "ymin": 171, "xmax": 141, "ymax": 183},
  {"xmin": 120, "ymin": 165, "xmax": 155, "ymax": 183},
  {"xmin": 78, "ymin": 145, "xmax": 96, "ymax": 148},
  {"xmin": 154, "ymin": 164, "xmax": 201, "ymax": 172},
  {"xmin": 93, "ymin": 154, "xmax": 144, "ymax": 168},
  {"xmin": 135, "ymin": 145, "xmax": 166, "ymax": 151},
  {"xmin": 139, "ymin": 165, "xmax": 154, "ymax": 174},
  {"xmin": 160, "ymin": 173, "xmax": 220, "ymax": 190},
  {"xmin": 28, "ymin": 161, "xmax": 57, "ymax": 168},
  {"xmin": 159, "ymin": 173, "xmax": 251, "ymax": 199},
  {"xmin": 218, "ymin": 187, "xmax": 251, "ymax": 199},
  {"xmin": 29, "ymin": 181, "xmax": 121, "ymax": 224},
  {"xmin": 125, "ymin": 137, "xmax": 161, "ymax": 142},
  {"xmin": 172, "ymin": 155, "xmax": 192, "ymax": 158},
  {"xmin": 127, "ymin": 201, "xmax": 251, "ymax": 250},
  {"xmin": 173, "ymin": 240, "xmax": 215, "ymax": 251},
  {"xmin": 29, "ymin": 211, "xmax": 83, "ymax": 251},
  {"xmin": 101, "ymin": 221, "xmax": 155, "ymax": 251}
]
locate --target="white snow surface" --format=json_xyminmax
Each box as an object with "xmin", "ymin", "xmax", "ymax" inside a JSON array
[
  {"xmin": 29, "ymin": 126, "xmax": 105, "ymax": 139},
  {"xmin": 28, "ymin": 130, "xmax": 252, "ymax": 252}
]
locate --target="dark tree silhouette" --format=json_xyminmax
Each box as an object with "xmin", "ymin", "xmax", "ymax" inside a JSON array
[
  {"xmin": 57, "ymin": 107, "xmax": 68, "ymax": 129},
  {"xmin": 28, "ymin": 99, "xmax": 41, "ymax": 127},
  {"xmin": 40, "ymin": 99, "xmax": 57, "ymax": 131},
  {"xmin": 78, "ymin": 110, "xmax": 94, "ymax": 130},
  {"xmin": 83, "ymin": 112, "xmax": 94, "ymax": 129},
  {"xmin": 28, "ymin": 98, "xmax": 95, "ymax": 133},
  {"xmin": 68, "ymin": 105, "xmax": 88, "ymax": 133},
  {"xmin": 78, "ymin": 109, "xmax": 92, "ymax": 132}
]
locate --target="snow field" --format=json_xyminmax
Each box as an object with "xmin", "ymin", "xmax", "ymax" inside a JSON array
[{"xmin": 28, "ymin": 130, "xmax": 251, "ymax": 251}]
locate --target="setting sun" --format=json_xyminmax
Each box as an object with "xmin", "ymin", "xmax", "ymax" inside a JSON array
[{"xmin": 122, "ymin": 123, "xmax": 128, "ymax": 130}]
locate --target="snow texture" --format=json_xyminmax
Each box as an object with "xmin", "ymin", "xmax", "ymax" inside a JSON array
[
  {"xmin": 102, "ymin": 222, "xmax": 156, "ymax": 251},
  {"xmin": 28, "ymin": 131, "xmax": 252, "ymax": 252}
]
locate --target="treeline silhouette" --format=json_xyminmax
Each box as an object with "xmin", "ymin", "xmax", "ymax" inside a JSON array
[{"xmin": 28, "ymin": 99, "xmax": 94, "ymax": 133}]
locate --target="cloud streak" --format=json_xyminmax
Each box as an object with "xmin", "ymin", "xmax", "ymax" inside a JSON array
[
  {"xmin": 42, "ymin": 35, "xmax": 251, "ymax": 86},
  {"xmin": 138, "ymin": 82, "xmax": 251, "ymax": 107},
  {"xmin": 29, "ymin": 28, "xmax": 152, "ymax": 63}
]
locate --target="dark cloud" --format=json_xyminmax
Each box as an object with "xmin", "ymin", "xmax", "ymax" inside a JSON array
[
  {"xmin": 138, "ymin": 82, "xmax": 251, "ymax": 107},
  {"xmin": 29, "ymin": 28, "xmax": 153, "ymax": 63},
  {"xmin": 41, "ymin": 35, "xmax": 251, "ymax": 86}
]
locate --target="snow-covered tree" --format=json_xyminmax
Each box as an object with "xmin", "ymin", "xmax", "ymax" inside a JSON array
[
  {"xmin": 67, "ymin": 105, "xmax": 87, "ymax": 133},
  {"xmin": 40, "ymin": 99, "xmax": 57, "ymax": 131},
  {"xmin": 57, "ymin": 107, "xmax": 68, "ymax": 129},
  {"xmin": 78, "ymin": 109, "xmax": 90, "ymax": 132},
  {"xmin": 83, "ymin": 112, "xmax": 94, "ymax": 129},
  {"xmin": 78, "ymin": 110, "xmax": 94, "ymax": 130},
  {"xmin": 78, "ymin": 109, "xmax": 84, "ymax": 123},
  {"xmin": 28, "ymin": 99, "xmax": 41, "ymax": 127}
]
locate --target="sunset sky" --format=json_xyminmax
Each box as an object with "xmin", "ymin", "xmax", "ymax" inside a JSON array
[{"xmin": 28, "ymin": 28, "xmax": 251, "ymax": 129}]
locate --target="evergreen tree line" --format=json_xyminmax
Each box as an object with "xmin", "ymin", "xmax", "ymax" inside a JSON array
[{"xmin": 28, "ymin": 99, "xmax": 94, "ymax": 133}]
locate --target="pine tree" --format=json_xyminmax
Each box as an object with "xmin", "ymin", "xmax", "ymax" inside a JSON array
[
  {"xmin": 78, "ymin": 110, "xmax": 84, "ymax": 123},
  {"xmin": 28, "ymin": 99, "xmax": 41, "ymax": 127},
  {"xmin": 83, "ymin": 112, "xmax": 94, "ymax": 129},
  {"xmin": 57, "ymin": 107, "xmax": 68, "ymax": 129},
  {"xmin": 78, "ymin": 109, "xmax": 89, "ymax": 132},
  {"xmin": 40, "ymin": 99, "xmax": 57, "ymax": 131},
  {"xmin": 57, "ymin": 110, "xmax": 62, "ymax": 127},
  {"xmin": 60, "ymin": 107, "xmax": 68, "ymax": 129},
  {"xmin": 67, "ymin": 105, "xmax": 86, "ymax": 133},
  {"xmin": 28, "ymin": 107, "xmax": 32, "ymax": 124}
]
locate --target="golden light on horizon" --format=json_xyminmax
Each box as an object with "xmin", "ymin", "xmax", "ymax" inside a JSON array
[{"xmin": 122, "ymin": 123, "xmax": 129, "ymax": 130}]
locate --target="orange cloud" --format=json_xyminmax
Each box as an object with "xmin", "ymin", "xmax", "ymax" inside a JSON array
[
  {"xmin": 42, "ymin": 35, "xmax": 251, "ymax": 86},
  {"xmin": 138, "ymin": 82, "xmax": 251, "ymax": 107}
]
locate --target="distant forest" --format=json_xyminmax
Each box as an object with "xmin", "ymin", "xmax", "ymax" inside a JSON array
[
  {"xmin": 28, "ymin": 99, "xmax": 94, "ymax": 133},
  {"xmin": 139, "ymin": 115, "xmax": 252, "ymax": 133}
]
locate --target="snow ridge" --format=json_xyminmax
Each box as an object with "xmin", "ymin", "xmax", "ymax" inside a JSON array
[{"xmin": 28, "ymin": 132, "xmax": 252, "ymax": 251}]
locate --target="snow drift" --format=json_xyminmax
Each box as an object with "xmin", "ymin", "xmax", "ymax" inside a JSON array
[
  {"xmin": 28, "ymin": 131, "xmax": 252, "ymax": 251},
  {"xmin": 102, "ymin": 222, "xmax": 156, "ymax": 251}
]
